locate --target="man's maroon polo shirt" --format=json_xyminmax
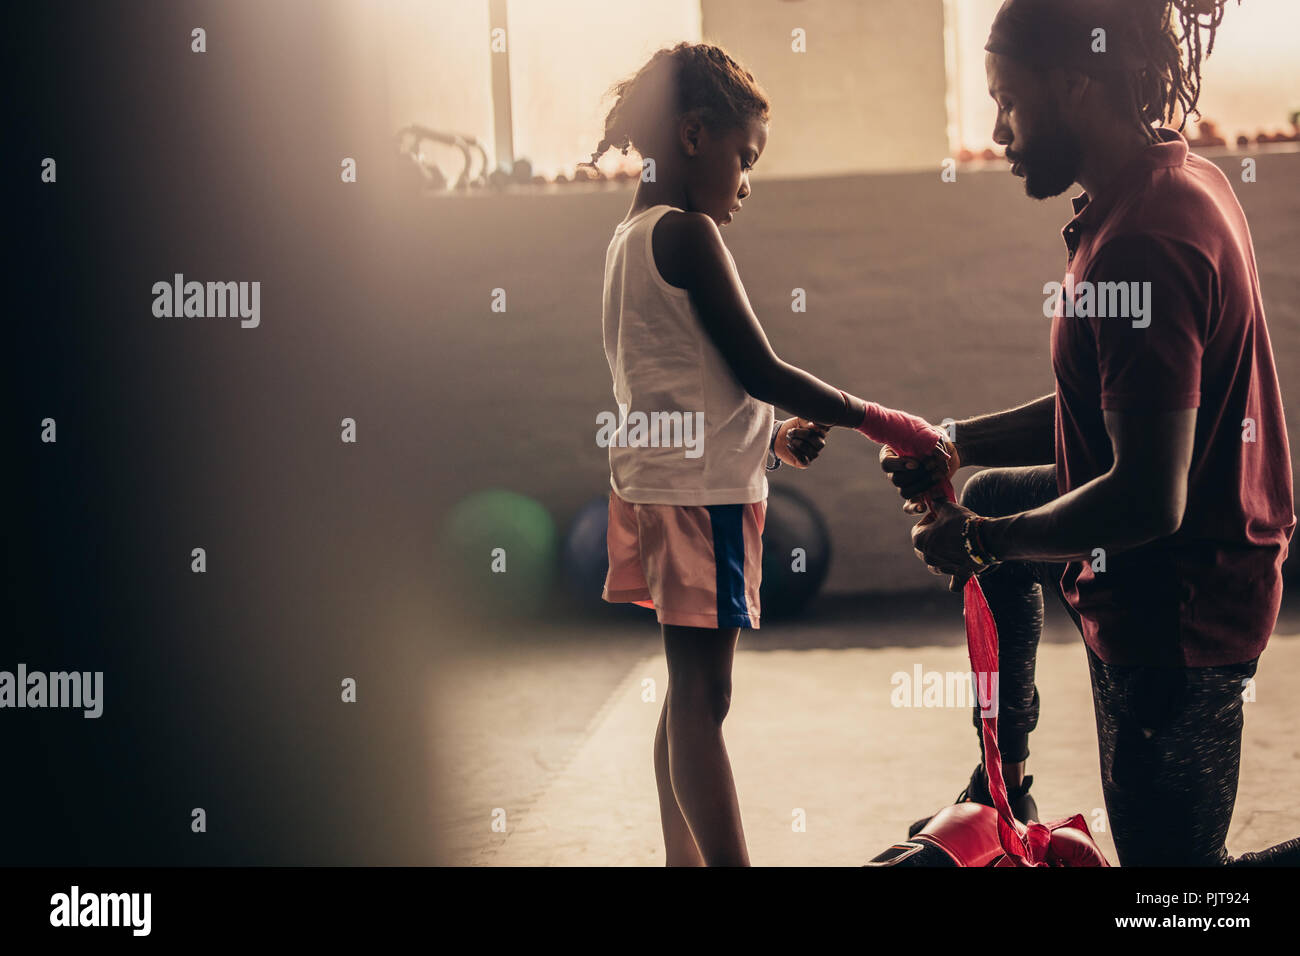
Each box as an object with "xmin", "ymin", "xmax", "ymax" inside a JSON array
[{"xmin": 1050, "ymin": 128, "xmax": 1294, "ymax": 666}]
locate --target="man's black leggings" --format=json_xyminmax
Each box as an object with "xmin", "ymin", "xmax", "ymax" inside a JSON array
[{"xmin": 959, "ymin": 465, "xmax": 1300, "ymax": 866}]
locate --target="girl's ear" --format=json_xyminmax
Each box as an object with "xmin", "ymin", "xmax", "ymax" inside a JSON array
[{"xmin": 678, "ymin": 113, "xmax": 704, "ymax": 157}]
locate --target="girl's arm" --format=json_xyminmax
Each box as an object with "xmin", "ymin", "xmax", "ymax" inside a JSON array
[{"xmin": 652, "ymin": 210, "xmax": 866, "ymax": 428}]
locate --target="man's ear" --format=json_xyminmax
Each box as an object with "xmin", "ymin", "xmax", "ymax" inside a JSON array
[
  {"xmin": 678, "ymin": 113, "xmax": 703, "ymax": 157},
  {"xmin": 1060, "ymin": 68, "xmax": 1093, "ymax": 111}
]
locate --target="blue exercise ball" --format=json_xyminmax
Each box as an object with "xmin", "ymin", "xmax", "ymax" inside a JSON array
[
  {"xmin": 561, "ymin": 495, "xmax": 611, "ymax": 606},
  {"xmin": 760, "ymin": 485, "xmax": 832, "ymax": 619}
]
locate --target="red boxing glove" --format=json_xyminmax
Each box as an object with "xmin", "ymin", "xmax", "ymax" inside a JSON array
[
  {"xmin": 910, "ymin": 803, "xmax": 1006, "ymax": 867},
  {"xmin": 991, "ymin": 815, "xmax": 1110, "ymax": 867},
  {"xmin": 1043, "ymin": 816, "xmax": 1110, "ymax": 867}
]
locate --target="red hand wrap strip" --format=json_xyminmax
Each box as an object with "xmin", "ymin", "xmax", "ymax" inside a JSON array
[{"xmin": 852, "ymin": 395, "xmax": 1053, "ymax": 866}]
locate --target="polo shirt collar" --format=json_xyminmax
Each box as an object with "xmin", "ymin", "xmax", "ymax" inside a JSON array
[{"xmin": 1063, "ymin": 128, "xmax": 1189, "ymax": 243}]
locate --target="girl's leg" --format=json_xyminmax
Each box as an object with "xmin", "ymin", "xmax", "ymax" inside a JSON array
[
  {"xmin": 662, "ymin": 623, "xmax": 749, "ymax": 867},
  {"xmin": 653, "ymin": 698, "xmax": 704, "ymax": 866}
]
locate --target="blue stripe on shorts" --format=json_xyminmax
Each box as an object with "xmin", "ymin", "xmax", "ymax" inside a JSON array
[{"xmin": 706, "ymin": 504, "xmax": 751, "ymax": 628}]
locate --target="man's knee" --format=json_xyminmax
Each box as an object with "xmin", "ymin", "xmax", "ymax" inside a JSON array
[
  {"xmin": 960, "ymin": 469, "xmax": 1058, "ymax": 597},
  {"xmin": 959, "ymin": 466, "xmax": 1057, "ymax": 518},
  {"xmin": 959, "ymin": 468, "xmax": 1009, "ymax": 516}
]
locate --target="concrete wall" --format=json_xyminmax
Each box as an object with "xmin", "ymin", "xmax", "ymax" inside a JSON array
[
  {"xmin": 418, "ymin": 151, "xmax": 1300, "ymax": 594},
  {"xmin": 701, "ymin": 0, "xmax": 951, "ymax": 176}
]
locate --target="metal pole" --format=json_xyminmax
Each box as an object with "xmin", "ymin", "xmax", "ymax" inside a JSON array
[{"xmin": 488, "ymin": 0, "xmax": 515, "ymax": 174}]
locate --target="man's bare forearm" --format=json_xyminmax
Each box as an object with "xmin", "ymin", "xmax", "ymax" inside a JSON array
[
  {"xmin": 981, "ymin": 470, "xmax": 1177, "ymax": 563},
  {"xmin": 981, "ymin": 407, "xmax": 1193, "ymax": 562},
  {"xmin": 953, "ymin": 394, "xmax": 1055, "ymax": 468}
]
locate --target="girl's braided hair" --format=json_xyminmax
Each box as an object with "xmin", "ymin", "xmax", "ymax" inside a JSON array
[{"xmin": 583, "ymin": 42, "xmax": 770, "ymax": 168}]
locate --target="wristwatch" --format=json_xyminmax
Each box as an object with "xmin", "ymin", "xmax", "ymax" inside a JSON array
[{"xmin": 766, "ymin": 419, "xmax": 783, "ymax": 471}]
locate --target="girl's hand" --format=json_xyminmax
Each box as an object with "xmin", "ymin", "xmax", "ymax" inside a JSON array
[{"xmin": 775, "ymin": 419, "xmax": 829, "ymax": 469}]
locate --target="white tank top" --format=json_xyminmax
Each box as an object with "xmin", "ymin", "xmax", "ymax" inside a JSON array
[{"xmin": 601, "ymin": 204, "xmax": 773, "ymax": 505}]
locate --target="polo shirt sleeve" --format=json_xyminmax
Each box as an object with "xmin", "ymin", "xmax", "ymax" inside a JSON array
[{"xmin": 1082, "ymin": 234, "xmax": 1214, "ymax": 412}]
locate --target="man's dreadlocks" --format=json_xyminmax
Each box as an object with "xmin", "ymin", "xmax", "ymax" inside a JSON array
[{"xmin": 1119, "ymin": 0, "xmax": 1242, "ymax": 137}]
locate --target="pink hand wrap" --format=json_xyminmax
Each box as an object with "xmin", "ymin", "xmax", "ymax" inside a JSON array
[
  {"xmin": 853, "ymin": 399, "xmax": 954, "ymax": 499},
  {"xmin": 847, "ymin": 391, "xmax": 1054, "ymax": 865}
]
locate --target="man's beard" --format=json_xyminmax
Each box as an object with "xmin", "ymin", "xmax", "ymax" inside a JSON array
[{"xmin": 1011, "ymin": 124, "xmax": 1083, "ymax": 200}]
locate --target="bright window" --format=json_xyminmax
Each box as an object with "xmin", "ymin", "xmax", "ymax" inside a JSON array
[{"xmin": 945, "ymin": 0, "xmax": 1300, "ymax": 153}]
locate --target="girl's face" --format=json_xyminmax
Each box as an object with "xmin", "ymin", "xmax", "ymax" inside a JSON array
[{"xmin": 681, "ymin": 114, "xmax": 767, "ymax": 227}]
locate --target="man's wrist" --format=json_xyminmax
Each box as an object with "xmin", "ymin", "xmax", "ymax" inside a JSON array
[
  {"xmin": 963, "ymin": 516, "xmax": 995, "ymax": 569},
  {"xmin": 949, "ymin": 418, "xmax": 978, "ymax": 468},
  {"xmin": 941, "ymin": 420, "xmax": 964, "ymax": 472},
  {"xmin": 980, "ymin": 515, "xmax": 1013, "ymax": 561},
  {"xmin": 950, "ymin": 425, "xmax": 966, "ymax": 467}
]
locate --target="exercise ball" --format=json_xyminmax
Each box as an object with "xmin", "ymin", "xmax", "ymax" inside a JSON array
[
  {"xmin": 561, "ymin": 495, "xmax": 611, "ymax": 606},
  {"xmin": 439, "ymin": 490, "xmax": 557, "ymax": 618},
  {"xmin": 760, "ymin": 485, "xmax": 831, "ymax": 619}
]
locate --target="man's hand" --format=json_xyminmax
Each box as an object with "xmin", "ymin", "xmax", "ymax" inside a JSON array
[
  {"xmin": 881, "ymin": 433, "xmax": 960, "ymax": 514},
  {"xmin": 775, "ymin": 419, "xmax": 830, "ymax": 468},
  {"xmin": 911, "ymin": 499, "xmax": 983, "ymax": 589}
]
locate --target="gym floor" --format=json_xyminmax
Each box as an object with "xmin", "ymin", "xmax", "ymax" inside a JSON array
[{"xmin": 431, "ymin": 595, "xmax": 1300, "ymax": 866}]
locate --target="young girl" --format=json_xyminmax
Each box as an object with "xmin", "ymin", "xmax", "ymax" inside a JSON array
[{"xmin": 590, "ymin": 42, "xmax": 927, "ymax": 866}]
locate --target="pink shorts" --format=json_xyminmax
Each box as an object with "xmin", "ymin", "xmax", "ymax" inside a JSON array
[{"xmin": 603, "ymin": 490, "xmax": 766, "ymax": 629}]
